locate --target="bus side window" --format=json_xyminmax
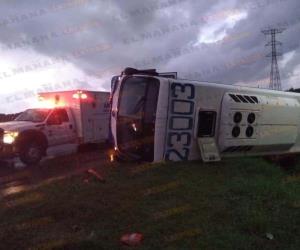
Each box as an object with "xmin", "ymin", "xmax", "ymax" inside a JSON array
[{"xmin": 198, "ymin": 111, "xmax": 217, "ymax": 137}]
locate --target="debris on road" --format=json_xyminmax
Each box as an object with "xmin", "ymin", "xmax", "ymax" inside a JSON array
[
  {"xmin": 87, "ymin": 168, "xmax": 105, "ymax": 182},
  {"xmin": 266, "ymin": 233, "xmax": 274, "ymax": 240},
  {"xmin": 120, "ymin": 233, "xmax": 144, "ymax": 246}
]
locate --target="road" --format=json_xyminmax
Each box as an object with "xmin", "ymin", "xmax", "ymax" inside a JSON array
[{"xmin": 0, "ymin": 146, "xmax": 111, "ymax": 198}]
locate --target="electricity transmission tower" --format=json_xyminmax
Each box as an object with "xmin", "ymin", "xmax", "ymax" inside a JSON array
[{"xmin": 262, "ymin": 28, "xmax": 285, "ymax": 91}]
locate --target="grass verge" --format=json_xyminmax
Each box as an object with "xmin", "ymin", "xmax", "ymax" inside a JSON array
[{"xmin": 0, "ymin": 157, "xmax": 299, "ymax": 250}]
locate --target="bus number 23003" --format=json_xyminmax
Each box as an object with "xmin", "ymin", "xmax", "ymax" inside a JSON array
[{"xmin": 165, "ymin": 82, "xmax": 195, "ymax": 161}]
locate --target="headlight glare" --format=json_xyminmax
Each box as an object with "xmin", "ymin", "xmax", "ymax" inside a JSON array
[{"xmin": 3, "ymin": 131, "xmax": 19, "ymax": 144}]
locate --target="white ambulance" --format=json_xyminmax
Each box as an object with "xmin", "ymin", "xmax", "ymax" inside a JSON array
[
  {"xmin": 111, "ymin": 68, "xmax": 300, "ymax": 163},
  {"xmin": 0, "ymin": 90, "xmax": 110, "ymax": 166}
]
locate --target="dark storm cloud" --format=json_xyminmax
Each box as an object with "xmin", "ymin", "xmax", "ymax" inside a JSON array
[{"xmin": 0, "ymin": 0, "xmax": 299, "ymax": 97}]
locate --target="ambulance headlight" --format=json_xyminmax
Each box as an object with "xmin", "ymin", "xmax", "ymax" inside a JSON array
[{"xmin": 3, "ymin": 131, "xmax": 19, "ymax": 144}]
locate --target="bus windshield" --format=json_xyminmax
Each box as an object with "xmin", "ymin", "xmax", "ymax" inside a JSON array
[
  {"xmin": 118, "ymin": 78, "xmax": 147, "ymax": 119},
  {"xmin": 117, "ymin": 76, "xmax": 159, "ymax": 161}
]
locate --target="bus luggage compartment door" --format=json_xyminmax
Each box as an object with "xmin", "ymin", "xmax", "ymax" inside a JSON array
[{"xmin": 197, "ymin": 110, "xmax": 221, "ymax": 162}]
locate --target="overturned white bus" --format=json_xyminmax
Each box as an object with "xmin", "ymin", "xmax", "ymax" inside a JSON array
[{"xmin": 110, "ymin": 68, "xmax": 300, "ymax": 163}]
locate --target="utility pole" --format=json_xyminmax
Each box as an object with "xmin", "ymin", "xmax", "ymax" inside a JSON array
[{"xmin": 262, "ymin": 28, "xmax": 285, "ymax": 91}]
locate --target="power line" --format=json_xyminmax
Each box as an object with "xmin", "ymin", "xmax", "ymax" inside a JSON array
[{"xmin": 262, "ymin": 28, "xmax": 285, "ymax": 91}]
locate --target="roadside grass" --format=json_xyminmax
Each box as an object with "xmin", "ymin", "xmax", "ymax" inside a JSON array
[{"xmin": 0, "ymin": 157, "xmax": 299, "ymax": 250}]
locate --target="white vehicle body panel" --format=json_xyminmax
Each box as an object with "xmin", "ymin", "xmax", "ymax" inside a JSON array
[
  {"xmin": 111, "ymin": 73, "xmax": 300, "ymax": 163},
  {"xmin": 39, "ymin": 90, "xmax": 110, "ymax": 144},
  {"xmin": 0, "ymin": 121, "xmax": 42, "ymax": 132}
]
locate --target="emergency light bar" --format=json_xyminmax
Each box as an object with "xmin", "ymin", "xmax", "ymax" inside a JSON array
[{"xmin": 72, "ymin": 91, "xmax": 88, "ymax": 99}]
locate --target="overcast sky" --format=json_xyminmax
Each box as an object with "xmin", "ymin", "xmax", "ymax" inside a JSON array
[{"xmin": 0, "ymin": 0, "xmax": 299, "ymax": 113}]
